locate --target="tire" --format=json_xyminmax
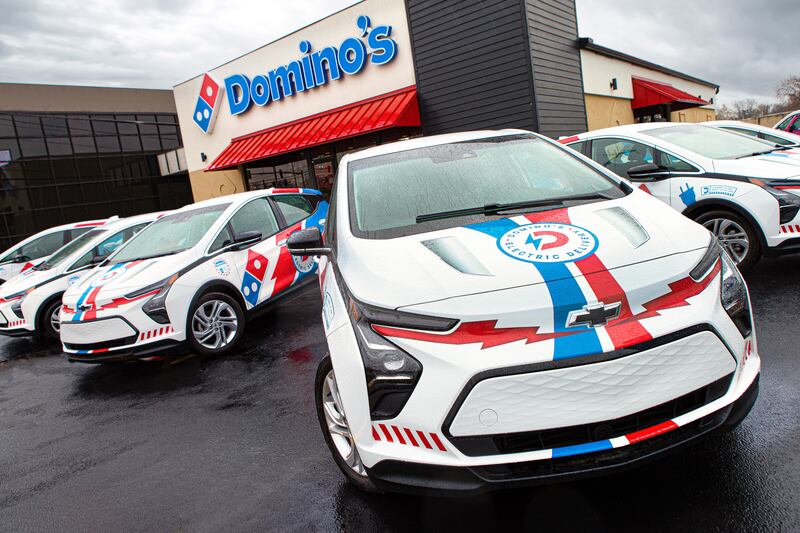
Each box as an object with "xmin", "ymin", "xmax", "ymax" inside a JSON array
[
  {"xmin": 186, "ymin": 292, "xmax": 245, "ymax": 356},
  {"xmin": 315, "ymin": 355, "xmax": 381, "ymax": 493},
  {"xmin": 38, "ymin": 298, "xmax": 62, "ymax": 341},
  {"xmin": 693, "ymin": 209, "xmax": 761, "ymax": 272}
]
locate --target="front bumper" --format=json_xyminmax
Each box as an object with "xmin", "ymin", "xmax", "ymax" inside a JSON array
[
  {"xmin": 366, "ymin": 375, "xmax": 759, "ymax": 495},
  {"xmin": 65, "ymin": 338, "xmax": 186, "ymax": 363}
]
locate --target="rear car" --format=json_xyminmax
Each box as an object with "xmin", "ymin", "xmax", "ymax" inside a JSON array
[
  {"xmin": 562, "ymin": 123, "xmax": 800, "ymax": 270},
  {"xmin": 773, "ymin": 110, "xmax": 800, "ymax": 137},
  {"xmin": 0, "ymin": 219, "xmax": 109, "ymax": 284},
  {"xmin": 60, "ymin": 188, "xmax": 327, "ymax": 363},
  {"xmin": 0, "ymin": 214, "xmax": 157, "ymax": 339},
  {"xmin": 287, "ymin": 130, "xmax": 760, "ymax": 494}
]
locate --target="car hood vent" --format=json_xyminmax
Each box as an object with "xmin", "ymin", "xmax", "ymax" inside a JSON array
[
  {"xmin": 421, "ymin": 236, "xmax": 492, "ymax": 276},
  {"xmin": 594, "ymin": 207, "xmax": 650, "ymax": 249}
]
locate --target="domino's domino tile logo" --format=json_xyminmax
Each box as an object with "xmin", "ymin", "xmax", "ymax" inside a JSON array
[
  {"xmin": 240, "ymin": 249, "xmax": 268, "ymax": 307},
  {"xmin": 498, "ymin": 223, "xmax": 598, "ymax": 264},
  {"xmin": 67, "ymin": 275, "xmax": 81, "ymax": 286},
  {"xmin": 292, "ymin": 254, "xmax": 315, "ymax": 274},
  {"xmin": 192, "ymin": 73, "xmax": 222, "ymax": 134}
]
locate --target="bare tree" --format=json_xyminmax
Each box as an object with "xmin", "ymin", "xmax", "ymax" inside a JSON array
[
  {"xmin": 732, "ymin": 98, "xmax": 759, "ymax": 119},
  {"xmin": 777, "ymin": 75, "xmax": 800, "ymax": 110}
]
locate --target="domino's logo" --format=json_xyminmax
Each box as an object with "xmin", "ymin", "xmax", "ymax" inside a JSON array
[
  {"xmin": 498, "ymin": 223, "xmax": 598, "ymax": 264},
  {"xmin": 192, "ymin": 73, "xmax": 222, "ymax": 134}
]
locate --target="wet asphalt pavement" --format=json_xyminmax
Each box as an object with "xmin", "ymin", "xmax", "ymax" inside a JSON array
[{"xmin": 1, "ymin": 257, "xmax": 799, "ymax": 533}]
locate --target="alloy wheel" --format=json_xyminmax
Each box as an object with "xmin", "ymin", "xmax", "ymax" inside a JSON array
[
  {"xmin": 50, "ymin": 304, "xmax": 61, "ymax": 334},
  {"xmin": 703, "ymin": 217, "xmax": 749, "ymax": 264},
  {"xmin": 191, "ymin": 300, "xmax": 238, "ymax": 350},
  {"xmin": 322, "ymin": 369, "xmax": 366, "ymax": 477}
]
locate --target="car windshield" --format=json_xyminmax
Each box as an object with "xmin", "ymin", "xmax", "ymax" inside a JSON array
[
  {"xmin": 110, "ymin": 204, "xmax": 230, "ymax": 263},
  {"xmin": 347, "ymin": 135, "xmax": 624, "ymax": 238},
  {"xmin": 36, "ymin": 229, "xmax": 105, "ymax": 270},
  {"xmin": 644, "ymin": 124, "xmax": 779, "ymax": 159}
]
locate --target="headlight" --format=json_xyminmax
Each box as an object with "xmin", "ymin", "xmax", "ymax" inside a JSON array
[
  {"xmin": 6, "ymin": 287, "xmax": 34, "ymax": 318},
  {"xmin": 343, "ymin": 284, "xmax": 457, "ymax": 420},
  {"xmin": 127, "ymin": 273, "xmax": 179, "ymax": 324},
  {"xmin": 719, "ymin": 251, "xmax": 752, "ymax": 337},
  {"xmin": 690, "ymin": 237, "xmax": 721, "ymax": 281},
  {"xmin": 750, "ymin": 179, "xmax": 800, "ymax": 223}
]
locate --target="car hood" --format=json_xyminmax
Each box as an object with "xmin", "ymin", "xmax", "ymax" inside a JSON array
[
  {"xmin": 713, "ymin": 152, "xmax": 800, "ymax": 179},
  {"xmin": 0, "ymin": 266, "xmax": 61, "ymax": 297},
  {"xmin": 340, "ymin": 191, "xmax": 711, "ymax": 309},
  {"xmin": 64, "ymin": 251, "xmax": 195, "ymax": 302}
]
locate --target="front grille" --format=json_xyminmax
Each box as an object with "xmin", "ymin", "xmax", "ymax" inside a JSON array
[
  {"xmin": 470, "ymin": 408, "xmax": 729, "ymax": 482},
  {"xmin": 449, "ymin": 373, "xmax": 733, "ymax": 457},
  {"xmin": 63, "ymin": 334, "xmax": 138, "ymax": 351}
]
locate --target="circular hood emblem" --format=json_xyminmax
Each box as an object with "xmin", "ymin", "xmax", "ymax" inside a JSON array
[{"xmin": 498, "ymin": 223, "xmax": 598, "ymax": 264}]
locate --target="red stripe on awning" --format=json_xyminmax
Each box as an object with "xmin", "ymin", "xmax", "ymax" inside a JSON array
[
  {"xmin": 631, "ymin": 77, "xmax": 709, "ymax": 111},
  {"xmin": 207, "ymin": 85, "xmax": 421, "ymax": 171}
]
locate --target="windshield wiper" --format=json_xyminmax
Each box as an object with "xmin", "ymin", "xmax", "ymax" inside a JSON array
[
  {"xmin": 415, "ymin": 192, "xmax": 613, "ymax": 223},
  {"xmin": 737, "ymin": 146, "xmax": 794, "ymax": 159}
]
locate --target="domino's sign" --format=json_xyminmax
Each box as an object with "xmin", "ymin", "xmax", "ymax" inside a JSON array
[{"xmin": 192, "ymin": 15, "xmax": 398, "ymax": 134}]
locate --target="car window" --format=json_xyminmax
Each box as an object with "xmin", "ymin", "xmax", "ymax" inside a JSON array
[
  {"xmin": 229, "ymin": 198, "xmax": 280, "ymax": 240},
  {"xmin": 658, "ymin": 152, "xmax": 699, "ymax": 172},
  {"xmin": 10, "ymin": 231, "xmax": 67, "ymax": 262},
  {"xmin": 775, "ymin": 116, "xmax": 794, "ymax": 131},
  {"xmin": 348, "ymin": 135, "xmax": 625, "ymax": 238},
  {"xmin": 789, "ymin": 118, "xmax": 800, "ymax": 133},
  {"xmin": 273, "ymin": 195, "xmax": 314, "ymax": 227},
  {"xmin": 566, "ymin": 141, "xmax": 587, "ymax": 155},
  {"xmin": 37, "ymin": 229, "xmax": 105, "ymax": 270},
  {"xmin": 209, "ymin": 226, "xmax": 234, "ymax": 253},
  {"xmin": 69, "ymin": 227, "xmax": 93, "ymax": 240},
  {"xmin": 761, "ymin": 132, "xmax": 796, "ymax": 146},
  {"xmin": 111, "ymin": 204, "xmax": 230, "ymax": 264},
  {"xmin": 70, "ymin": 223, "xmax": 148, "ymax": 270},
  {"xmin": 644, "ymin": 124, "xmax": 776, "ymax": 159},
  {"xmin": 722, "ymin": 126, "xmax": 759, "ymax": 139},
  {"xmin": 591, "ymin": 138, "xmax": 655, "ymax": 178}
]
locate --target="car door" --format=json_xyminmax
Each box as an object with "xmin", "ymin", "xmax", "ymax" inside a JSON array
[
  {"xmin": 589, "ymin": 137, "xmax": 673, "ymax": 204},
  {"xmin": 208, "ymin": 197, "xmax": 282, "ymax": 310},
  {"xmin": 270, "ymin": 194, "xmax": 326, "ymax": 292}
]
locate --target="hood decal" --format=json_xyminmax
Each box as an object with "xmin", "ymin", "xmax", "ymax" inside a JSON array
[{"xmin": 466, "ymin": 209, "xmax": 603, "ymax": 359}]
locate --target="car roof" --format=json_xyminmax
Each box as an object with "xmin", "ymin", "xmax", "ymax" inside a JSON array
[
  {"xmin": 183, "ymin": 188, "xmax": 322, "ymax": 211},
  {"xmin": 343, "ymin": 129, "xmax": 533, "ymax": 162},
  {"xmin": 576, "ymin": 122, "xmax": 699, "ymax": 138}
]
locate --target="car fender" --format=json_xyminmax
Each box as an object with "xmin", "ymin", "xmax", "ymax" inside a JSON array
[{"xmin": 680, "ymin": 191, "xmax": 771, "ymax": 248}]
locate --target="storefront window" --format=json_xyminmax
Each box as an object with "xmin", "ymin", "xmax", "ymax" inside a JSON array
[{"xmin": 247, "ymin": 157, "xmax": 313, "ymax": 191}]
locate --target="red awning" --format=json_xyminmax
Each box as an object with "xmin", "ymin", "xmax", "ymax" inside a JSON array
[
  {"xmin": 631, "ymin": 77, "xmax": 709, "ymax": 111},
  {"xmin": 207, "ymin": 85, "xmax": 420, "ymax": 171}
]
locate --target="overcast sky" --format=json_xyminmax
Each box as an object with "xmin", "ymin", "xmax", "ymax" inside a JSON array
[{"xmin": 0, "ymin": 0, "xmax": 797, "ymax": 106}]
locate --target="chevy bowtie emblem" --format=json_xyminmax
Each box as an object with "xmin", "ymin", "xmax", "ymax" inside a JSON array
[
  {"xmin": 566, "ymin": 302, "xmax": 621, "ymax": 329},
  {"xmin": 78, "ymin": 303, "xmax": 93, "ymax": 311}
]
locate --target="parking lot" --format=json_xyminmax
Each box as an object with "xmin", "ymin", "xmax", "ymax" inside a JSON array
[{"xmin": 0, "ymin": 256, "xmax": 798, "ymax": 533}]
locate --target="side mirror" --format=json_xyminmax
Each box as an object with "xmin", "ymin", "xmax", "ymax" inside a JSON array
[
  {"xmin": 287, "ymin": 227, "xmax": 331, "ymax": 257},
  {"xmin": 14, "ymin": 254, "xmax": 31, "ymax": 263},
  {"xmin": 626, "ymin": 163, "xmax": 669, "ymax": 182},
  {"xmin": 232, "ymin": 230, "xmax": 262, "ymax": 247}
]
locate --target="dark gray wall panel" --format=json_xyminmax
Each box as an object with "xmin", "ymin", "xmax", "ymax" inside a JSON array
[
  {"xmin": 524, "ymin": 0, "xmax": 588, "ymax": 137},
  {"xmin": 405, "ymin": 0, "xmax": 539, "ymax": 135}
]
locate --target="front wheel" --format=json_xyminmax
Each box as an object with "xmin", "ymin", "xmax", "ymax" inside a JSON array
[
  {"xmin": 315, "ymin": 355, "xmax": 381, "ymax": 493},
  {"xmin": 694, "ymin": 210, "xmax": 761, "ymax": 272},
  {"xmin": 186, "ymin": 292, "xmax": 245, "ymax": 356},
  {"xmin": 38, "ymin": 298, "xmax": 62, "ymax": 341}
]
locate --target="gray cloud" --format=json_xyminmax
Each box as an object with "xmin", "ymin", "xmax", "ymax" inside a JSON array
[
  {"xmin": 0, "ymin": 0, "xmax": 796, "ymax": 107},
  {"xmin": 576, "ymin": 0, "xmax": 800, "ymax": 105}
]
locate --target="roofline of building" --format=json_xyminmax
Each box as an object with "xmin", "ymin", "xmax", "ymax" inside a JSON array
[{"xmin": 578, "ymin": 37, "xmax": 720, "ymax": 92}]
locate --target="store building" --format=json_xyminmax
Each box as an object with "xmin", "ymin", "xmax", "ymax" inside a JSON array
[
  {"xmin": 174, "ymin": 0, "xmax": 718, "ymax": 200},
  {"xmin": 580, "ymin": 38, "xmax": 719, "ymax": 130},
  {"xmin": 0, "ymin": 83, "xmax": 193, "ymax": 249}
]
